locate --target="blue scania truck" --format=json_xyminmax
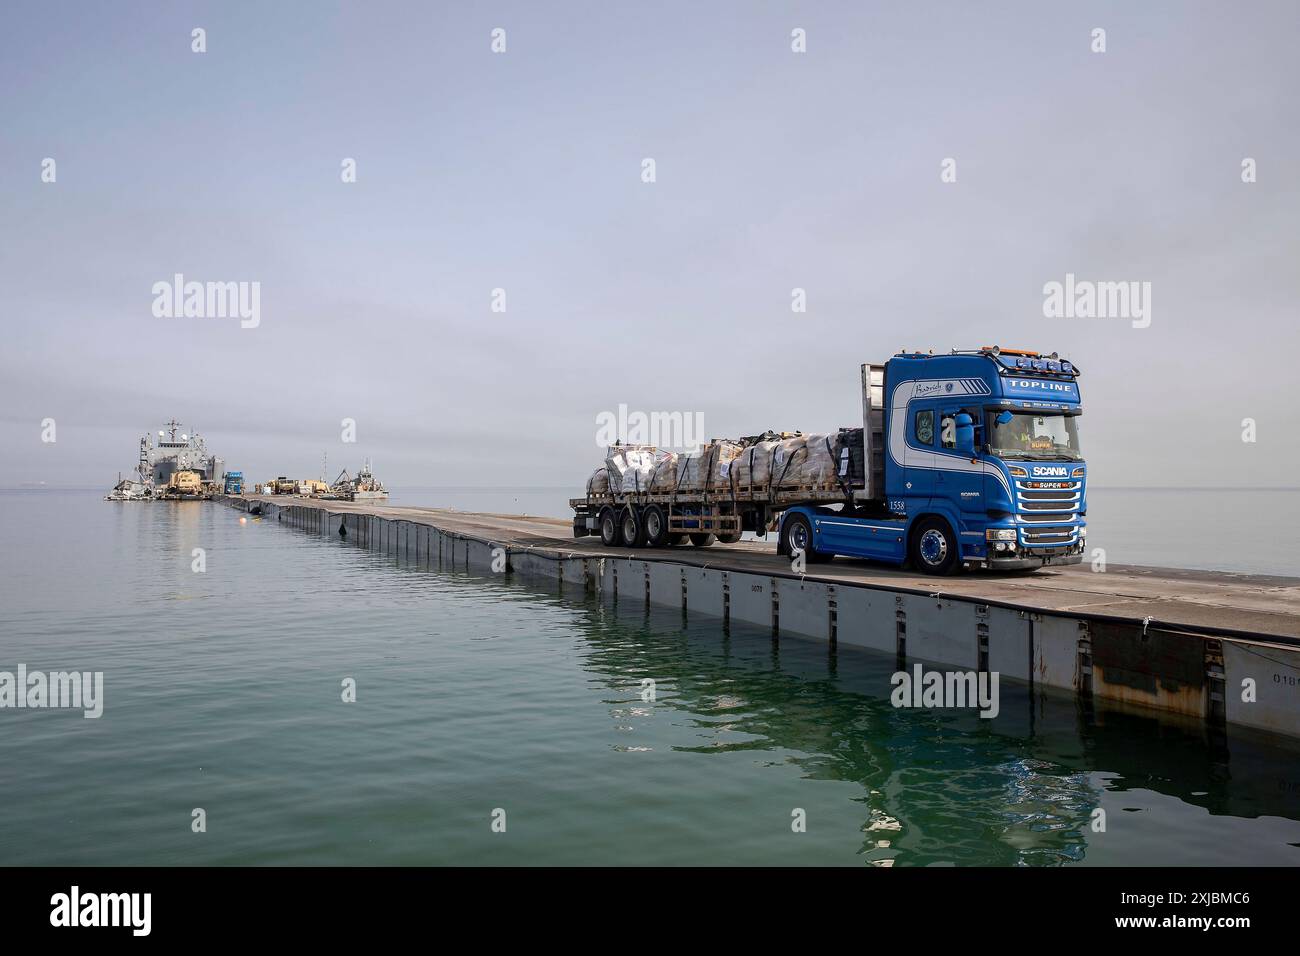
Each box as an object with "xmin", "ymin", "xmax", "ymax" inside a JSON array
[
  {"xmin": 779, "ymin": 346, "xmax": 1086, "ymax": 574},
  {"xmin": 571, "ymin": 346, "xmax": 1086, "ymax": 575}
]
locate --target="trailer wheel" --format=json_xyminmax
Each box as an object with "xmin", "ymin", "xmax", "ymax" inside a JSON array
[
  {"xmin": 643, "ymin": 505, "xmax": 670, "ymax": 547},
  {"xmin": 783, "ymin": 514, "xmax": 830, "ymax": 563},
  {"xmin": 909, "ymin": 517, "xmax": 959, "ymax": 576},
  {"xmin": 716, "ymin": 532, "xmax": 742, "ymax": 544},
  {"xmin": 599, "ymin": 507, "xmax": 619, "ymax": 547},
  {"xmin": 689, "ymin": 533, "xmax": 716, "ymax": 548},
  {"xmin": 619, "ymin": 507, "xmax": 647, "ymax": 548},
  {"xmin": 666, "ymin": 533, "xmax": 687, "ymax": 547}
]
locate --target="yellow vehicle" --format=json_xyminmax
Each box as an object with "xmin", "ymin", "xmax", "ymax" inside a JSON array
[
  {"xmin": 270, "ymin": 476, "xmax": 299, "ymax": 495},
  {"xmin": 166, "ymin": 469, "xmax": 204, "ymax": 497},
  {"xmin": 300, "ymin": 479, "xmax": 330, "ymax": 496}
]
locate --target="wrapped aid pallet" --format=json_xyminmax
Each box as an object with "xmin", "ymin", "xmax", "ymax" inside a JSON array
[
  {"xmin": 792, "ymin": 434, "xmax": 839, "ymax": 487},
  {"xmin": 604, "ymin": 445, "xmax": 663, "ymax": 496},
  {"xmin": 585, "ymin": 467, "xmax": 610, "ymax": 497},
  {"xmin": 665, "ymin": 441, "xmax": 743, "ymax": 494},
  {"xmin": 730, "ymin": 439, "xmax": 786, "ymax": 493},
  {"xmin": 646, "ymin": 453, "xmax": 680, "ymax": 494},
  {"xmin": 730, "ymin": 433, "xmax": 844, "ymax": 494}
]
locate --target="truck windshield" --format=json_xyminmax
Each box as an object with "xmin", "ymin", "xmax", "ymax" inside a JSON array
[{"xmin": 989, "ymin": 411, "xmax": 1082, "ymax": 461}]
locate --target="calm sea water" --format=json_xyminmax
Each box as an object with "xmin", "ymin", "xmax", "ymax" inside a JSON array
[{"xmin": 1, "ymin": 489, "xmax": 1298, "ymax": 866}]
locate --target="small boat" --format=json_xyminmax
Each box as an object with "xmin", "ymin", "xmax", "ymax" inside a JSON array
[{"xmin": 328, "ymin": 460, "xmax": 389, "ymax": 501}]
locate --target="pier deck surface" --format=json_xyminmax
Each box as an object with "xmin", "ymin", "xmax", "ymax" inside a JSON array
[{"xmin": 240, "ymin": 497, "xmax": 1300, "ymax": 643}]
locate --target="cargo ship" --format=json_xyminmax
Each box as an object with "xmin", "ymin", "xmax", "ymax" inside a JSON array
[{"xmin": 105, "ymin": 419, "xmax": 225, "ymax": 500}]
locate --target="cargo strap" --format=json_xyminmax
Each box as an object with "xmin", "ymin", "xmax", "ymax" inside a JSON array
[
  {"xmin": 771, "ymin": 444, "xmax": 802, "ymax": 497},
  {"xmin": 826, "ymin": 435, "xmax": 853, "ymax": 501}
]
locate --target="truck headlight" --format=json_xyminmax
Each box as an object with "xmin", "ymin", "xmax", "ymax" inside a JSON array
[
  {"xmin": 986, "ymin": 529, "xmax": 1016, "ymax": 541},
  {"xmin": 1079, "ymin": 527, "xmax": 1087, "ymax": 538}
]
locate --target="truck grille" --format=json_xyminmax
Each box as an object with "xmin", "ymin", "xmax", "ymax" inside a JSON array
[
  {"xmin": 1022, "ymin": 526, "xmax": 1077, "ymax": 544},
  {"xmin": 1014, "ymin": 479, "xmax": 1082, "ymax": 548},
  {"xmin": 1020, "ymin": 511, "xmax": 1071, "ymax": 522}
]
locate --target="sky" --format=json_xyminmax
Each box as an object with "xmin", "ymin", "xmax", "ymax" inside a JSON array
[{"xmin": 1, "ymin": 1, "xmax": 1297, "ymax": 489}]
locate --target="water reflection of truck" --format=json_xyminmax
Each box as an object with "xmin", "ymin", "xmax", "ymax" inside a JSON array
[{"xmin": 571, "ymin": 346, "xmax": 1086, "ymax": 575}]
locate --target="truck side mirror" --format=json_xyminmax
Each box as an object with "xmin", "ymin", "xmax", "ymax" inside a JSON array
[{"xmin": 954, "ymin": 413, "xmax": 975, "ymax": 455}]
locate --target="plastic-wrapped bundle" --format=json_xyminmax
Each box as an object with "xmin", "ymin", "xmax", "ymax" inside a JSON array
[
  {"xmin": 795, "ymin": 434, "xmax": 839, "ymax": 487},
  {"xmin": 836, "ymin": 427, "xmax": 865, "ymax": 484},
  {"xmin": 605, "ymin": 445, "xmax": 662, "ymax": 496},
  {"xmin": 646, "ymin": 452, "xmax": 680, "ymax": 493},
  {"xmin": 667, "ymin": 441, "xmax": 743, "ymax": 494},
  {"xmin": 731, "ymin": 439, "xmax": 782, "ymax": 493},
  {"xmin": 585, "ymin": 467, "xmax": 610, "ymax": 497},
  {"xmin": 712, "ymin": 443, "xmax": 744, "ymax": 488},
  {"xmin": 731, "ymin": 434, "xmax": 841, "ymax": 493}
]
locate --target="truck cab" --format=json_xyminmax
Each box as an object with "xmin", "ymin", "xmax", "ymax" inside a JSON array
[{"xmin": 782, "ymin": 347, "xmax": 1086, "ymax": 574}]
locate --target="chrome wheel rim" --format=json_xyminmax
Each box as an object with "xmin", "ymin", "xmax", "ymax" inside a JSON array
[
  {"xmin": 789, "ymin": 522, "xmax": 809, "ymax": 552},
  {"xmin": 919, "ymin": 528, "xmax": 947, "ymax": 565}
]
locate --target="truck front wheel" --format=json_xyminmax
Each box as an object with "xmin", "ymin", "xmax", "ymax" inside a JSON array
[
  {"xmin": 783, "ymin": 514, "xmax": 830, "ymax": 563},
  {"xmin": 909, "ymin": 517, "xmax": 959, "ymax": 575}
]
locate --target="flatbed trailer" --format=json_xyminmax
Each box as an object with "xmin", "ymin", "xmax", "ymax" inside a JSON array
[
  {"xmin": 570, "ymin": 484, "xmax": 865, "ymax": 545},
  {"xmin": 572, "ymin": 364, "xmax": 885, "ymax": 550}
]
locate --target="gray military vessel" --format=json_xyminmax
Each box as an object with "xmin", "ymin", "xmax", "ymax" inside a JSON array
[{"xmin": 105, "ymin": 419, "xmax": 224, "ymax": 499}]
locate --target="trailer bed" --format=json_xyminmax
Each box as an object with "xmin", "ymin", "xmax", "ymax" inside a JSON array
[{"xmin": 569, "ymin": 483, "xmax": 858, "ymax": 511}]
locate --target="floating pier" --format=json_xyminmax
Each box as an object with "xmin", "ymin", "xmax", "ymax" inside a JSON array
[{"xmin": 217, "ymin": 494, "xmax": 1300, "ymax": 741}]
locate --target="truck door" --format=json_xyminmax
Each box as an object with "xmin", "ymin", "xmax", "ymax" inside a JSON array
[
  {"xmin": 937, "ymin": 408, "xmax": 984, "ymax": 521},
  {"xmin": 903, "ymin": 404, "xmax": 936, "ymax": 505}
]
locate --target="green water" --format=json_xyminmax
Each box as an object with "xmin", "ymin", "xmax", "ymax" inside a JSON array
[{"xmin": 2, "ymin": 491, "xmax": 1298, "ymax": 866}]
